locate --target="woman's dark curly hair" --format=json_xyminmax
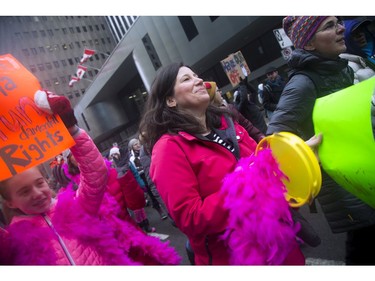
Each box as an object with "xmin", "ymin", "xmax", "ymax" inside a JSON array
[{"xmin": 139, "ymin": 62, "xmax": 229, "ymax": 152}]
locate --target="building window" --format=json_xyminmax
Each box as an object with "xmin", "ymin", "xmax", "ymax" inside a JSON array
[
  {"xmin": 75, "ymin": 91, "xmax": 80, "ymax": 97},
  {"xmin": 101, "ymin": 24, "xmax": 106, "ymax": 30},
  {"xmin": 69, "ymin": 43, "xmax": 74, "ymax": 49},
  {"xmin": 75, "ymin": 41, "xmax": 81, "ymax": 48},
  {"xmin": 22, "ymin": 49, "xmax": 30, "ymax": 56},
  {"xmin": 62, "ymin": 44, "xmax": 68, "ymax": 50},
  {"xmin": 45, "ymin": 80, "xmax": 51, "ymax": 87},
  {"xmin": 82, "ymin": 40, "xmax": 87, "ymax": 47},
  {"xmin": 88, "ymin": 70, "xmax": 93, "ymax": 77},
  {"xmin": 61, "ymin": 60, "xmax": 67, "ymax": 66},
  {"xmin": 88, "ymin": 25, "xmax": 93, "ymax": 32},
  {"xmin": 53, "ymin": 78, "xmax": 59, "ymax": 85},
  {"xmin": 46, "ymin": 45, "xmax": 54, "ymax": 52},
  {"xmin": 62, "ymin": 28, "xmax": 67, "ymax": 34},
  {"xmin": 31, "ymin": 48, "xmax": 37, "ymax": 55},
  {"xmin": 45, "ymin": 62, "xmax": 52, "ymax": 70},
  {"xmin": 142, "ymin": 33, "xmax": 162, "ymax": 71},
  {"xmin": 88, "ymin": 39, "xmax": 93, "ymax": 46},
  {"xmin": 40, "ymin": 30, "xmax": 46, "ymax": 37},
  {"xmin": 60, "ymin": 76, "xmax": 67, "ymax": 83},
  {"xmin": 68, "ymin": 58, "xmax": 74, "ymax": 65},
  {"xmin": 23, "ymin": 31, "xmax": 30, "ymax": 39},
  {"xmin": 37, "ymin": 64, "xmax": 45, "ymax": 71},
  {"xmin": 39, "ymin": 46, "xmax": 45, "ymax": 53},
  {"xmin": 29, "ymin": 65, "xmax": 37, "ymax": 73},
  {"xmin": 95, "ymin": 54, "xmax": 99, "ymax": 60},
  {"xmin": 178, "ymin": 16, "xmax": 198, "ymax": 41},
  {"xmin": 69, "ymin": 27, "xmax": 74, "ymax": 33},
  {"xmin": 101, "ymin": 38, "xmax": 105, "ymax": 44},
  {"xmin": 15, "ymin": 32, "xmax": 22, "ymax": 39},
  {"xmin": 47, "ymin": 29, "xmax": 53, "ymax": 36},
  {"xmin": 107, "ymin": 37, "xmax": 111, "ymax": 44},
  {"xmin": 121, "ymin": 16, "xmax": 129, "ymax": 30},
  {"xmin": 74, "ymin": 57, "xmax": 80, "ymax": 63},
  {"xmin": 76, "ymin": 26, "xmax": 81, "ymax": 33},
  {"xmin": 53, "ymin": 61, "xmax": 60, "ymax": 68},
  {"xmin": 83, "ymin": 26, "xmax": 87, "ymax": 32},
  {"xmin": 32, "ymin": 31, "xmax": 38, "ymax": 38},
  {"xmin": 95, "ymin": 25, "xmax": 100, "ymax": 31},
  {"xmin": 53, "ymin": 44, "xmax": 60, "ymax": 51}
]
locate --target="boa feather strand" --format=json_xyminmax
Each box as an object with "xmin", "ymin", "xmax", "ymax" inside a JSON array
[{"xmin": 221, "ymin": 148, "xmax": 300, "ymax": 265}]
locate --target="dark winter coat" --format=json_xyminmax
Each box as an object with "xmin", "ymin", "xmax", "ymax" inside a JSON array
[{"xmin": 263, "ymin": 76, "xmax": 286, "ymax": 112}]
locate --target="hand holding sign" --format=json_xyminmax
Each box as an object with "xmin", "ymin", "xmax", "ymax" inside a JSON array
[
  {"xmin": 34, "ymin": 90, "xmax": 78, "ymax": 128},
  {"xmin": 0, "ymin": 54, "xmax": 75, "ymax": 181}
]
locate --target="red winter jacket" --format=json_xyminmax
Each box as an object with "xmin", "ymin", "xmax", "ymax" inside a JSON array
[
  {"xmin": 151, "ymin": 115, "xmax": 304, "ymax": 265},
  {"xmin": 150, "ymin": 116, "xmax": 257, "ymax": 265}
]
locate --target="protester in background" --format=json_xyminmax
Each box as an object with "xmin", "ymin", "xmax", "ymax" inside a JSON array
[
  {"xmin": 0, "ymin": 90, "xmax": 180, "ymax": 265},
  {"xmin": 205, "ymin": 81, "xmax": 264, "ymax": 143},
  {"xmin": 340, "ymin": 19, "xmax": 375, "ymax": 83},
  {"xmin": 343, "ymin": 18, "xmax": 375, "ymax": 71},
  {"xmin": 138, "ymin": 62, "xmax": 323, "ymax": 265},
  {"xmin": 233, "ymin": 77, "xmax": 268, "ymax": 134},
  {"xmin": 128, "ymin": 138, "xmax": 168, "ymax": 220},
  {"xmin": 262, "ymin": 66, "xmax": 286, "ymax": 120},
  {"xmin": 137, "ymin": 134, "xmax": 170, "ymax": 221},
  {"xmin": 109, "ymin": 142, "xmax": 157, "ymax": 232},
  {"xmin": 268, "ymin": 16, "xmax": 375, "ymax": 265}
]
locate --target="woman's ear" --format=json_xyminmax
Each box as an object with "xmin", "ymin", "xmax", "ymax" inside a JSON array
[
  {"xmin": 4, "ymin": 199, "xmax": 16, "ymax": 210},
  {"xmin": 166, "ymin": 96, "xmax": 177, "ymax": 108},
  {"xmin": 304, "ymin": 38, "xmax": 316, "ymax": 51}
]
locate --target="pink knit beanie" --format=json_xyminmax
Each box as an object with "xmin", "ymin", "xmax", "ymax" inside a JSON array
[{"xmin": 283, "ymin": 16, "xmax": 328, "ymax": 49}]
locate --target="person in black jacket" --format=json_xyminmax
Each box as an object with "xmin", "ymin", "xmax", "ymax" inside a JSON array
[
  {"xmin": 267, "ymin": 16, "xmax": 375, "ymax": 265},
  {"xmin": 233, "ymin": 77, "xmax": 268, "ymax": 134},
  {"xmin": 262, "ymin": 66, "xmax": 286, "ymax": 119}
]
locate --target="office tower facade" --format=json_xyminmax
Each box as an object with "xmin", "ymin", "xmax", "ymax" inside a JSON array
[{"xmin": 0, "ymin": 16, "xmax": 118, "ymax": 107}]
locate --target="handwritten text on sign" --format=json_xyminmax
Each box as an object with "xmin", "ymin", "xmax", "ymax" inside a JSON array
[
  {"xmin": 221, "ymin": 51, "xmax": 251, "ymax": 87},
  {"xmin": 0, "ymin": 54, "xmax": 75, "ymax": 181}
]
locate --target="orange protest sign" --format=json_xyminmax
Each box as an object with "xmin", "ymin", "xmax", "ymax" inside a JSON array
[{"xmin": 0, "ymin": 54, "xmax": 75, "ymax": 181}]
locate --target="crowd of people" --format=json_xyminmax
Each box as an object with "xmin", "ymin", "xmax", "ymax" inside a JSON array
[{"xmin": 1, "ymin": 15, "xmax": 375, "ymax": 266}]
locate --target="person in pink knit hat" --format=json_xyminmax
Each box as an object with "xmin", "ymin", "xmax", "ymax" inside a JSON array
[
  {"xmin": 267, "ymin": 16, "xmax": 375, "ymax": 265},
  {"xmin": 0, "ymin": 90, "xmax": 181, "ymax": 265}
]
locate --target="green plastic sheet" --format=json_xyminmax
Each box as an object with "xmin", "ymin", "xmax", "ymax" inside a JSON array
[{"xmin": 313, "ymin": 77, "xmax": 375, "ymax": 208}]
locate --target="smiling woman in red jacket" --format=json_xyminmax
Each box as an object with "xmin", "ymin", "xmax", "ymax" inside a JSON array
[{"xmin": 139, "ymin": 62, "xmax": 307, "ymax": 265}]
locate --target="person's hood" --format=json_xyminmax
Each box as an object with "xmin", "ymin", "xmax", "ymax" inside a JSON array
[
  {"xmin": 288, "ymin": 49, "xmax": 348, "ymax": 77},
  {"xmin": 343, "ymin": 19, "xmax": 371, "ymax": 57}
]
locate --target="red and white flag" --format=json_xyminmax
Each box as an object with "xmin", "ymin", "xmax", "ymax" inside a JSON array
[
  {"xmin": 80, "ymin": 48, "xmax": 96, "ymax": 64},
  {"xmin": 69, "ymin": 76, "xmax": 80, "ymax": 87},
  {"xmin": 76, "ymin": 65, "xmax": 87, "ymax": 79}
]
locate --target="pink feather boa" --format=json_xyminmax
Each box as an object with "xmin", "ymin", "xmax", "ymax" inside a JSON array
[{"xmin": 221, "ymin": 148, "xmax": 300, "ymax": 265}]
